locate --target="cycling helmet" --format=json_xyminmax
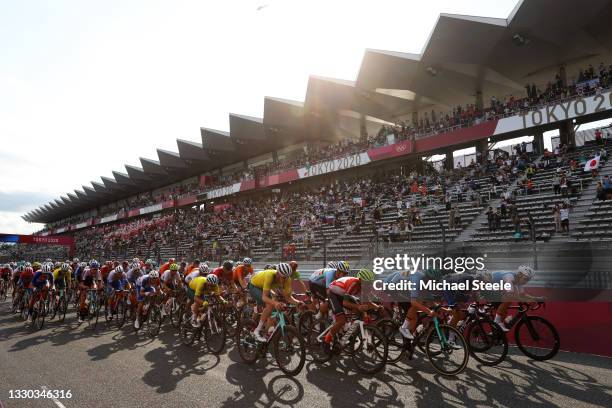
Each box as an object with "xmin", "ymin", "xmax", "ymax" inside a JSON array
[
  {"xmin": 517, "ymin": 265, "xmax": 535, "ymax": 280},
  {"xmin": 61, "ymin": 263, "xmax": 70, "ymax": 272},
  {"xmin": 25, "ymin": 262, "xmax": 32, "ymax": 268},
  {"xmin": 79, "ymin": 262, "xmax": 87, "ymax": 268},
  {"xmin": 222, "ymin": 260, "xmax": 234, "ymax": 270},
  {"xmin": 90, "ymin": 260, "xmax": 100, "ymax": 269},
  {"xmin": 42, "ymin": 263, "xmax": 52, "ymax": 274},
  {"xmin": 73, "ymin": 258, "xmax": 79, "ymax": 263},
  {"xmin": 206, "ymin": 274, "xmax": 219, "ymax": 286},
  {"xmin": 115, "ymin": 265, "xmax": 124, "ymax": 274},
  {"xmin": 54, "ymin": 261, "xmax": 61, "ymax": 268},
  {"xmin": 24, "ymin": 266, "xmax": 33, "ymax": 274},
  {"xmin": 336, "ymin": 261, "xmax": 350, "ymax": 274},
  {"xmin": 477, "ymin": 269, "xmax": 492, "ymax": 283},
  {"xmin": 169, "ymin": 263, "xmax": 179, "ymax": 271},
  {"xmin": 199, "ymin": 263, "xmax": 209, "ymax": 274},
  {"xmin": 132, "ymin": 258, "xmax": 140, "ymax": 264},
  {"xmin": 168, "ymin": 258, "xmax": 176, "ymax": 264},
  {"xmin": 327, "ymin": 261, "xmax": 338, "ymax": 269},
  {"xmin": 106, "ymin": 261, "xmax": 113, "ymax": 266},
  {"xmin": 243, "ymin": 257, "xmax": 253, "ymax": 265},
  {"xmin": 356, "ymin": 269, "xmax": 375, "ymax": 281},
  {"xmin": 145, "ymin": 258, "xmax": 154, "ymax": 266},
  {"xmin": 149, "ymin": 270, "xmax": 159, "ymax": 279},
  {"xmin": 289, "ymin": 260, "xmax": 298, "ymax": 271},
  {"xmin": 32, "ymin": 261, "xmax": 41, "ymax": 269},
  {"xmin": 277, "ymin": 263, "xmax": 292, "ymax": 278}
]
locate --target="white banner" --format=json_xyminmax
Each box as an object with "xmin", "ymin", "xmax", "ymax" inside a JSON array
[
  {"xmin": 495, "ymin": 91, "xmax": 612, "ymax": 135},
  {"xmin": 100, "ymin": 214, "xmax": 118, "ymax": 224},
  {"xmin": 207, "ymin": 182, "xmax": 242, "ymax": 200},
  {"xmin": 298, "ymin": 152, "xmax": 371, "ymax": 179},
  {"xmin": 140, "ymin": 203, "xmax": 163, "ymax": 215}
]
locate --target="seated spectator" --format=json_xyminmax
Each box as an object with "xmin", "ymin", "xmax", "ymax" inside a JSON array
[{"xmin": 596, "ymin": 181, "xmax": 606, "ymax": 201}]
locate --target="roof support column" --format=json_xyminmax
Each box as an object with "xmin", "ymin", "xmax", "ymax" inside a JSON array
[
  {"xmin": 359, "ymin": 113, "xmax": 367, "ymax": 138},
  {"xmin": 533, "ymin": 131, "xmax": 545, "ymax": 154},
  {"xmin": 444, "ymin": 149, "xmax": 454, "ymax": 171},
  {"xmin": 475, "ymin": 139, "xmax": 488, "ymax": 163},
  {"xmin": 475, "ymin": 90, "xmax": 484, "ymax": 111},
  {"xmin": 559, "ymin": 120, "xmax": 575, "ymax": 148}
]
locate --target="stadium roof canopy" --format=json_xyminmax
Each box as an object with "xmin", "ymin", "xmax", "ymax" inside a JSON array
[{"xmin": 24, "ymin": 0, "xmax": 612, "ymax": 224}]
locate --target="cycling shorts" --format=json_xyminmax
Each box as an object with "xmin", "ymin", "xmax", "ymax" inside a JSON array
[
  {"xmin": 247, "ymin": 282, "xmax": 264, "ymax": 306},
  {"xmin": 309, "ymin": 282, "xmax": 327, "ymax": 301}
]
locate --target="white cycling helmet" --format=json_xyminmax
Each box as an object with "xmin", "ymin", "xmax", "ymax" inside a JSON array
[
  {"xmin": 243, "ymin": 257, "xmax": 253, "ymax": 265},
  {"xmin": 206, "ymin": 274, "xmax": 219, "ymax": 285},
  {"xmin": 199, "ymin": 263, "xmax": 209, "ymax": 274},
  {"xmin": 277, "ymin": 263, "xmax": 292, "ymax": 278},
  {"xmin": 517, "ymin": 265, "xmax": 535, "ymax": 280},
  {"xmin": 115, "ymin": 266, "xmax": 124, "ymax": 274},
  {"xmin": 149, "ymin": 270, "xmax": 159, "ymax": 279},
  {"xmin": 336, "ymin": 261, "xmax": 350, "ymax": 273}
]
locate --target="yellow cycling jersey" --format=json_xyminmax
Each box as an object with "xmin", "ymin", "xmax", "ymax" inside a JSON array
[
  {"xmin": 249, "ymin": 269, "xmax": 296, "ymax": 293},
  {"xmin": 189, "ymin": 276, "xmax": 220, "ymax": 298},
  {"xmin": 53, "ymin": 267, "xmax": 72, "ymax": 283}
]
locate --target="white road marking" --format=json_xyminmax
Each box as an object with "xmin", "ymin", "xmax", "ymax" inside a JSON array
[{"xmin": 41, "ymin": 386, "xmax": 66, "ymax": 408}]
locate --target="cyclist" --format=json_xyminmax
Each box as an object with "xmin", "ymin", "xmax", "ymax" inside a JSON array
[
  {"xmin": 289, "ymin": 260, "xmax": 309, "ymax": 295},
  {"xmin": 248, "ymin": 263, "xmax": 304, "ymax": 342},
  {"xmin": 211, "ymin": 260, "xmax": 237, "ymax": 292},
  {"xmin": 161, "ymin": 263, "xmax": 183, "ymax": 316},
  {"xmin": 187, "ymin": 274, "xmax": 225, "ymax": 327},
  {"xmin": 308, "ymin": 260, "xmax": 350, "ymax": 321},
  {"xmin": 78, "ymin": 260, "xmax": 102, "ymax": 322},
  {"xmin": 143, "ymin": 259, "xmax": 156, "ymax": 274},
  {"xmin": 52, "ymin": 262, "xmax": 72, "ymax": 305},
  {"xmin": 489, "ymin": 265, "xmax": 539, "ymax": 331},
  {"xmin": 106, "ymin": 265, "xmax": 129, "ymax": 311},
  {"xmin": 14, "ymin": 265, "xmax": 33, "ymax": 306},
  {"xmin": 29, "ymin": 263, "xmax": 55, "ymax": 320},
  {"xmin": 233, "ymin": 258, "xmax": 254, "ymax": 291},
  {"xmin": 323, "ymin": 269, "xmax": 380, "ymax": 352},
  {"xmin": 185, "ymin": 263, "xmax": 209, "ymax": 285},
  {"xmin": 185, "ymin": 259, "xmax": 201, "ymax": 276},
  {"xmin": 159, "ymin": 258, "xmax": 176, "ymax": 274},
  {"xmin": 134, "ymin": 270, "xmax": 161, "ymax": 329},
  {"xmin": 1, "ymin": 264, "xmax": 11, "ymax": 296}
]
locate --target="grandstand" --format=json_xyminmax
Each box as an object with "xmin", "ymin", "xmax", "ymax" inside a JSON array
[{"xmin": 16, "ymin": 0, "xmax": 612, "ymax": 270}]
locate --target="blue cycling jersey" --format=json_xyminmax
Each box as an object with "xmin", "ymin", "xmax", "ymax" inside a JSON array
[
  {"xmin": 309, "ymin": 268, "xmax": 337, "ymax": 288},
  {"xmin": 31, "ymin": 271, "xmax": 54, "ymax": 288}
]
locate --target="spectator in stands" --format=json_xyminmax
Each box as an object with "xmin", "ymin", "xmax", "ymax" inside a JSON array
[
  {"xmin": 526, "ymin": 210, "xmax": 536, "ymax": 241},
  {"xmin": 512, "ymin": 212, "xmax": 522, "ymax": 238},
  {"xmin": 560, "ymin": 203, "xmax": 570, "ymax": 234},
  {"xmin": 596, "ymin": 181, "xmax": 606, "ymax": 201},
  {"xmin": 560, "ymin": 175, "xmax": 568, "ymax": 197},
  {"xmin": 552, "ymin": 205, "xmax": 561, "ymax": 232},
  {"xmin": 552, "ymin": 172, "xmax": 561, "ymax": 195},
  {"xmin": 487, "ymin": 207, "xmax": 495, "ymax": 231}
]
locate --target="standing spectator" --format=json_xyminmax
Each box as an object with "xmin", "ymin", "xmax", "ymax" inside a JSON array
[
  {"xmin": 552, "ymin": 172, "xmax": 561, "ymax": 195},
  {"xmin": 486, "ymin": 207, "xmax": 494, "ymax": 231},
  {"xmin": 552, "ymin": 205, "xmax": 561, "ymax": 232},
  {"xmin": 560, "ymin": 203, "xmax": 570, "ymax": 234}
]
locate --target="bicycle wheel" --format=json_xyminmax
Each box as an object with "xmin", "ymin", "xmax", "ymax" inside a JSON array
[
  {"xmin": 305, "ymin": 316, "xmax": 333, "ymax": 364},
  {"xmin": 58, "ymin": 296, "xmax": 68, "ymax": 323},
  {"xmin": 170, "ymin": 299, "xmax": 183, "ymax": 329},
  {"xmin": 20, "ymin": 296, "xmax": 29, "ymax": 321},
  {"xmin": 425, "ymin": 324, "xmax": 469, "ymax": 376},
  {"xmin": 376, "ymin": 318, "xmax": 406, "ymax": 364},
  {"xmin": 35, "ymin": 297, "xmax": 46, "ymax": 330},
  {"xmin": 465, "ymin": 319, "xmax": 508, "ymax": 366},
  {"xmin": 296, "ymin": 310, "xmax": 314, "ymax": 338},
  {"xmin": 236, "ymin": 318, "xmax": 260, "ymax": 364},
  {"xmin": 515, "ymin": 316, "xmax": 560, "ymax": 361},
  {"xmin": 273, "ymin": 325, "xmax": 306, "ymax": 376},
  {"xmin": 203, "ymin": 309, "xmax": 226, "ymax": 354},
  {"xmin": 115, "ymin": 298, "xmax": 126, "ymax": 329},
  {"xmin": 223, "ymin": 305, "xmax": 239, "ymax": 338},
  {"xmin": 349, "ymin": 324, "xmax": 388, "ymax": 375},
  {"xmin": 147, "ymin": 306, "xmax": 163, "ymax": 338}
]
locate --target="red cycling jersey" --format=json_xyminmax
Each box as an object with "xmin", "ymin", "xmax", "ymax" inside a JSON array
[
  {"xmin": 232, "ymin": 264, "xmax": 253, "ymax": 283},
  {"xmin": 329, "ymin": 276, "xmax": 360, "ymax": 296},
  {"xmin": 211, "ymin": 267, "xmax": 233, "ymax": 283}
]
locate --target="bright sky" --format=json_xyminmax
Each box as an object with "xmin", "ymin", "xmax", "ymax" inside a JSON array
[{"xmin": 0, "ymin": 0, "xmax": 522, "ymax": 234}]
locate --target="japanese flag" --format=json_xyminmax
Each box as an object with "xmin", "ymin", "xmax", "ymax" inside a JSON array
[{"xmin": 584, "ymin": 156, "xmax": 600, "ymax": 172}]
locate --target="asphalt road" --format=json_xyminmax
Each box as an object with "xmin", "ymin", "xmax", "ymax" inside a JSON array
[{"xmin": 0, "ymin": 299, "xmax": 611, "ymax": 408}]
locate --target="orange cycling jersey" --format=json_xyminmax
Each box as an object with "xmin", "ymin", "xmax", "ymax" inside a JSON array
[{"xmin": 232, "ymin": 264, "xmax": 253, "ymax": 283}]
